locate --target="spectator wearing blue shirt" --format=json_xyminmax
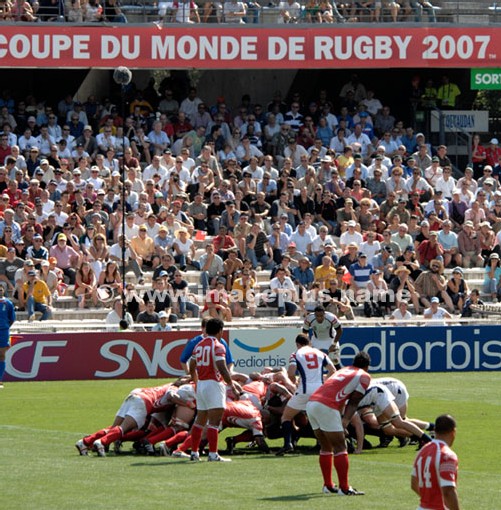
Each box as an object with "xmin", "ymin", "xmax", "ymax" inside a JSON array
[
  {"xmin": 313, "ymin": 242, "xmax": 339, "ymax": 269},
  {"xmin": 292, "ymin": 257, "xmax": 315, "ymax": 290},
  {"xmin": 269, "ymin": 222, "xmax": 290, "ymax": 264},
  {"xmin": 400, "ymin": 127, "xmax": 418, "ymax": 154},
  {"xmin": 179, "ymin": 318, "xmax": 234, "ymax": 374},
  {"xmin": 0, "ymin": 286, "xmax": 16, "ymax": 388},
  {"xmin": 348, "ymin": 252, "xmax": 374, "ymax": 296}
]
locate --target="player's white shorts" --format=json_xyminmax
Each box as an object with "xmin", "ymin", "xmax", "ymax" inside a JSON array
[
  {"xmin": 116, "ymin": 394, "xmax": 148, "ymax": 428},
  {"xmin": 196, "ymin": 380, "xmax": 226, "ymax": 410},
  {"xmin": 287, "ymin": 392, "xmax": 312, "ymax": 411},
  {"xmin": 373, "ymin": 391, "xmax": 395, "ymax": 417},
  {"xmin": 311, "ymin": 338, "xmax": 333, "ymax": 353},
  {"xmin": 311, "ymin": 341, "xmax": 340, "ymax": 365},
  {"xmin": 393, "ymin": 385, "xmax": 409, "ymax": 410},
  {"xmin": 306, "ymin": 401, "xmax": 343, "ymax": 432}
]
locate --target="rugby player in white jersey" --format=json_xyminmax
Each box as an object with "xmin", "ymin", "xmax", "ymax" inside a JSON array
[
  {"xmin": 276, "ymin": 333, "xmax": 335, "ymax": 456},
  {"xmin": 303, "ymin": 305, "xmax": 343, "ymax": 369},
  {"xmin": 357, "ymin": 382, "xmax": 433, "ymax": 449}
]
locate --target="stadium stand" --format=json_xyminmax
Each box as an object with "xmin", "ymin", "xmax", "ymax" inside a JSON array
[{"xmin": 1, "ymin": 5, "xmax": 501, "ymax": 329}]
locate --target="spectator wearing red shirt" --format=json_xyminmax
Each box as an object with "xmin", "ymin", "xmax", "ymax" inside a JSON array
[
  {"xmin": 471, "ymin": 134, "xmax": 486, "ymax": 179},
  {"xmin": 485, "ymin": 137, "xmax": 501, "ymax": 167},
  {"xmin": 213, "ymin": 225, "xmax": 236, "ymax": 259},
  {"xmin": 416, "ymin": 231, "xmax": 444, "ymax": 269},
  {"xmin": 0, "ymin": 133, "xmax": 12, "ymax": 164}
]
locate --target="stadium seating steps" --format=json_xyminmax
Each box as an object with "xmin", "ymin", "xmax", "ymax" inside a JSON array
[{"xmin": 15, "ymin": 266, "xmax": 487, "ymax": 322}]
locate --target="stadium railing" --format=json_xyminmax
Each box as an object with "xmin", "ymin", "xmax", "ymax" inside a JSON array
[
  {"xmin": 0, "ymin": 0, "xmax": 499, "ymax": 25},
  {"xmin": 10, "ymin": 315, "xmax": 500, "ymax": 333}
]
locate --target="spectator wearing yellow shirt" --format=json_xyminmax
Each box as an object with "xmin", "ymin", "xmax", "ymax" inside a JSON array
[
  {"xmin": 231, "ymin": 270, "xmax": 257, "ymax": 318},
  {"xmin": 314, "ymin": 256, "xmax": 337, "ymax": 289},
  {"xmin": 130, "ymin": 225, "xmax": 157, "ymax": 269},
  {"xmin": 23, "ymin": 270, "xmax": 52, "ymax": 322},
  {"xmin": 437, "ymin": 76, "xmax": 461, "ymax": 109},
  {"xmin": 335, "ymin": 145, "xmax": 354, "ymax": 179}
]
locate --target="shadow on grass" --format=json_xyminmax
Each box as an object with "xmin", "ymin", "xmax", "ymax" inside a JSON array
[
  {"xmin": 258, "ymin": 494, "xmax": 321, "ymax": 502},
  {"xmin": 130, "ymin": 460, "xmax": 193, "ymax": 466}
]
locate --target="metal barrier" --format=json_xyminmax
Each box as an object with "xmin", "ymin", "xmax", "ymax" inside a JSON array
[
  {"xmin": 0, "ymin": 1, "xmax": 500, "ymax": 25},
  {"xmin": 10, "ymin": 315, "xmax": 500, "ymax": 334}
]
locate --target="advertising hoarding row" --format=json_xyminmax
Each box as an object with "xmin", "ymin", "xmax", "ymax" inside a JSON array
[{"xmin": 5, "ymin": 325, "xmax": 500, "ymax": 382}]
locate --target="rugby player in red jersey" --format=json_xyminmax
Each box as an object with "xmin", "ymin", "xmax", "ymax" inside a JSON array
[
  {"xmin": 189, "ymin": 318, "xmax": 242, "ymax": 462},
  {"xmin": 411, "ymin": 414, "xmax": 460, "ymax": 510},
  {"xmin": 306, "ymin": 351, "xmax": 371, "ymax": 496},
  {"xmin": 75, "ymin": 383, "xmax": 180, "ymax": 457}
]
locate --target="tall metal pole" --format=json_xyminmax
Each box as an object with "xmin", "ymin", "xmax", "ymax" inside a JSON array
[{"xmin": 113, "ymin": 67, "xmax": 132, "ymax": 321}]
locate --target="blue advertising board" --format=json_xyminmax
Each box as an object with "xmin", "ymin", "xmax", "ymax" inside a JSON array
[{"xmin": 229, "ymin": 325, "xmax": 501, "ymax": 373}]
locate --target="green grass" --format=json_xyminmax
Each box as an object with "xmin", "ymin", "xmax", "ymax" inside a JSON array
[{"xmin": 2, "ymin": 373, "xmax": 500, "ymax": 510}]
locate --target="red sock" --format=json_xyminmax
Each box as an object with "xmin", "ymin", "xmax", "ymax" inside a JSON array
[
  {"xmin": 146, "ymin": 427, "xmax": 176, "ymax": 446},
  {"xmin": 83, "ymin": 428, "xmax": 109, "ymax": 446},
  {"xmin": 165, "ymin": 431, "xmax": 189, "ymax": 448},
  {"xmin": 206, "ymin": 426, "xmax": 219, "ymax": 454},
  {"xmin": 190, "ymin": 424, "xmax": 204, "ymax": 453},
  {"xmin": 319, "ymin": 451, "xmax": 334, "ymax": 488},
  {"xmin": 177, "ymin": 434, "xmax": 192, "ymax": 452},
  {"xmin": 334, "ymin": 451, "xmax": 349, "ymax": 491},
  {"xmin": 121, "ymin": 430, "xmax": 146, "ymax": 442},
  {"xmin": 100, "ymin": 426, "xmax": 123, "ymax": 447}
]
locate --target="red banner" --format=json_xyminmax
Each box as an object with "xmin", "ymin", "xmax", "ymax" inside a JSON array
[
  {"xmin": 0, "ymin": 25, "xmax": 500, "ymax": 69},
  {"xmin": 4, "ymin": 330, "xmax": 231, "ymax": 381}
]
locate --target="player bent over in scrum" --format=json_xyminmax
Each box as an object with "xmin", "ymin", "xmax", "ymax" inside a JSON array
[
  {"xmin": 358, "ymin": 382, "xmax": 433, "ymax": 449},
  {"xmin": 374, "ymin": 376, "xmax": 435, "ymax": 445},
  {"xmin": 75, "ymin": 383, "xmax": 184, "ymax": 457},
  {"xmin": 306, "ymin": 351, "xmax": 371, "ymax": 496}
]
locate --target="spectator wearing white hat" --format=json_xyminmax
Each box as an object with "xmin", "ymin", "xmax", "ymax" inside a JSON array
[
  {"xmin": 423, "ymin": 296, "xmax": 452, "ymax": 325},
  {"xmin": 339, "ymin": 220, "xmax": 363, "ymax": 251},
  {"xmin": 151, "ymin": 311, "xmax": 173, "ymax": 331},
  {"xmin": 486, "ymin": 138, "xmax": 501, "ymax": 167}
]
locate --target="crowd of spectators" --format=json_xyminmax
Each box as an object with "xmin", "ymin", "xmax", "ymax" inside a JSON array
[
  {"xmin": 0, "ymin": 0, "xmax": 440, "ymax": 24},
  {"xmin": 0, "ymin": 75, "xmax": 499, "ymax": 325}
]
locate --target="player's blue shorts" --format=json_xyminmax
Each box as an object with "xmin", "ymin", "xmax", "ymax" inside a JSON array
[{"xmin": 0, "ymin": 329, "xmax": 10, "ymax": 348}]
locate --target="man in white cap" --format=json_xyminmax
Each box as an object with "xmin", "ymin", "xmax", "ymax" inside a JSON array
[
  {"xmin": 151, "ymin": 311, "xmax": 173, "ymax": 331},
  {"xmin": 423, "ymin": 296, "xmax": 452, "ymax": 325},
  {"xmin": 458, "ymin": 220, "xmax": 482, "ymax": 268},
  {"xmin": 486, "ymin": 138, "xmax": 501, "ymax": 167},
  {"xmin": 339, "ymin": 220, "xmax": 363, "ymax": 251},
  {"xmin": 448, "ymin": 189, "xmax": 467, "ymax": 230}
]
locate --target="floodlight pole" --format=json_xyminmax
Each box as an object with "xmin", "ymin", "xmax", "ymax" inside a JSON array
[{"xmin": 113, "ymin": 66, "xmax": 132, "ymax": 321}]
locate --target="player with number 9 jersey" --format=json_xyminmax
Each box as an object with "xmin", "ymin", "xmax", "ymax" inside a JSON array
[{"xmin": 290, "ymin": 344, "xmax": 334, "ymax": 396}]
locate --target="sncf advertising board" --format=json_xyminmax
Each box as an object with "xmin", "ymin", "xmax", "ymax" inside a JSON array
[
  {"xmin": 0, "ymin": 26, "xmax": 500, "ymax": 69},
  {"xmin": 5, "ymin": 326, "xmax": 501, "ymax": 382}
]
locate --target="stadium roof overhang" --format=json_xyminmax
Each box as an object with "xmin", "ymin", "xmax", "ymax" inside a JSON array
[{"xmin": 1, "ymin": 24, "xmax": 500, "ymax": 69}]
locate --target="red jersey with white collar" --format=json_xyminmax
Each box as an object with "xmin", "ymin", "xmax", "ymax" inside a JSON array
[
  {"xmin": 412, "ymin": 439, "xmax": 459, "ymax": 510},
  {"xmin": 131, "ymin": 384, "xmax": 177, "ymax": 414},
  {"xmin": 308, "ymin": 366, "xmax": 371, "ymax": 411},
  {"xmin": 192, "ymin": 336, "xmax": 226, "ymax": 382},
  {"xmin": 222, "ymin": 400, "xmax": 263, "ymax": 435}
]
